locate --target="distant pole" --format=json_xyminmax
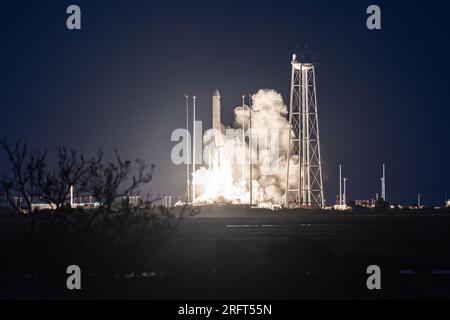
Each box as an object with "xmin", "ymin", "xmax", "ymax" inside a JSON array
[
  {"xmin": 381, "ymin": 163, "xmax": 386, "ymax": 201},
  {"xmin": 418, "ymin": 193, "xmax": 421, "ymax": 208},
  {"xmin": 242, "ymin": 95, "xmax": 246, "ymax": 202},
  {"xmin": 70, "ymin": 185, "xmax": 74, "ymax": 208},
  {"xmin": 380, "ymin": 177, "xmax": 383, "ymax": 200},
  {"xmin": 192, "ymin": 96, "xmax": 196, "ymax": 204},
  {"xmin": 383, "ymin": 163, "xmax": 386, "ymax": 201},
  {"xmin": 343, "ymin": 178, "xmax": 347, "ymax": 206},
  {"xmin": 339, "ymin": 164, "xmax": 342, "ymax": 206},
  {"xmin": 185, "ymin": 94, "xmax": 190, "ymax": 204},
  {"xmin": 249, "ymin": 94, "xmax": 253, "ymax": 206}
]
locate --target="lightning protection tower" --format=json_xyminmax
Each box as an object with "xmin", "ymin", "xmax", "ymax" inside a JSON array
[{"xmin": 285, "ymin": 50, "xmax": 325, "ymax": 208}]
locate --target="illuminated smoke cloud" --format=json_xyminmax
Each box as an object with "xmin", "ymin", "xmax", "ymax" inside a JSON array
[{"xmin": 193, "ymin": 89, "xmax": 299, "ymax": 206}]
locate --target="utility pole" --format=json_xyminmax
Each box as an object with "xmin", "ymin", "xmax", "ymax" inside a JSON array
[
  {"xmin": 381, "ymin": 163, "xmax": 386, "ymax": 201},
  {"xmin": 339, "ymin": 164, "xmax": 342, "ymax": 206},
  {"xmin": 192, "ymin": 96, "xmax": 196, "ymax": 204},
  {"xmin": 242, "ymin": 95, "xmax": 246, "ymax": 202},
  {"xmin": 249, "ymin": 94, "xmax": 252, "ymax": 206},
  {"xmin": 70, "ymin": 185, "xmax": 74, "ymax": 208},
  {"xmin": 185, "ymin": 94, "xmax": 190, "ymax": 203}
]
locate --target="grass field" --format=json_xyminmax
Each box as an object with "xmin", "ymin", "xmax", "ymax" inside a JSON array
[{"xmin": 1, "ymin": 206, "xmax": 450, "ymax": 299}]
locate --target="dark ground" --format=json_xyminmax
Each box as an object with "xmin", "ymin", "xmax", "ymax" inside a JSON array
[{"xmin": 1, "ymin": 206, "xmax": 450, "ymax": 299}]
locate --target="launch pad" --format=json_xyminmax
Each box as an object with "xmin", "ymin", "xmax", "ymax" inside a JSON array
[{"xmin": 184, "ymin": 51, "xmax": 325, "ymax": 209}]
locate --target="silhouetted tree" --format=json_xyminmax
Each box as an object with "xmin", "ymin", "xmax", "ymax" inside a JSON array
[
  {"xmin": 0, "ymin": 139, "xmax": 159, "ymax": 232},
  {"xmin": 0, "ymin": 139, "xmax": 46, "ymax": 231},
  {"xmin": 84, "ymin": 151, "xmax": 154, "ymax": 214},
  {"xmin": 37, "ymin": 147, "xmax": 103, "ymax": 213},
  {"xmin": 0, "ymin": 139, "xmax": 198, "ymax": 276}
]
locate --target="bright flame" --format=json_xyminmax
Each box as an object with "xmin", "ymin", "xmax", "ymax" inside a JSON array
[{"xmin": 193, "ymin": 145, "xmax": 248, "ymax": 204}]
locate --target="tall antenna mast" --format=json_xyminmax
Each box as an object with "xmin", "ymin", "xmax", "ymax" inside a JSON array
[
  {"xmin": 285, "ymin": 50, "xmax": 324, "ymax": 208},
  {"xmin": 70, "ymin": 185, "xmax": 74, "ymax": 208},
  {"xmin": 383, "ymin": 163, "xmax": 386, "ymax": 201},
  {"xmin": 249, "ymin": 94, "xmax": 253, "ymax": 206},
  {"xmin": 242, "ymin": 95, "xmax": 246, "ymax": 202},
  {"xmin": 381, "ymin": 163, "xmax": 386, "ymax": 201},
  {"xmin": 192, "ymin": 95, "xmax": 196, "ymax": 203},
  {"xmin": 185, "ymin": 94, "xmax": 190, "ymax": 203},
  {"xmin": 339, "ymin": 164, "xmax": 342, "ymax": 206}
]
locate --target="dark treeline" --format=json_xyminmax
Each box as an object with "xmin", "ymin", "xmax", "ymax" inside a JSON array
[{"xmin": 0, "ymin": 139, "xmax": 197, "ymax": 278}]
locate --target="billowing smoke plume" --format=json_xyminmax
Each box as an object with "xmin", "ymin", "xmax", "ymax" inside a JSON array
[{"xmin": 192, "ymin": 89, "xmax": 299, "ymax": 206}]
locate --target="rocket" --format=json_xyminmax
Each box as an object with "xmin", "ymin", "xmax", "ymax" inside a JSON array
[
  {"xmin": 211, "ymin": 89, "xmax": 222, "ymax": 169},
  {"xmin": 212, "ymin": 89, "xmax": 221, "ymax": 132}
]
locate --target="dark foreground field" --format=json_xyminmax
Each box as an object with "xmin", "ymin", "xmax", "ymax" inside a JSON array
[{"xmin": 1, "ymin": 206, "xmax": 450, "ymax": 299}]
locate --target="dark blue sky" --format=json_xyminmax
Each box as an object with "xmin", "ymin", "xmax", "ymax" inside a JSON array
[{"xmin": 1, "ymin": 0, "xmax": 449, "ymax": 205}]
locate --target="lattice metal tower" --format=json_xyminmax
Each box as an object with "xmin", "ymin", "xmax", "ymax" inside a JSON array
[{"xmin": 285, "ymin": 51, "xmax": 325, "ymax": 208}]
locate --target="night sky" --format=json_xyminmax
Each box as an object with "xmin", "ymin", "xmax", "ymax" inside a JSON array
[{"xmin": 1, "ymin": 0, "xmax": 449, "ymax": 206}]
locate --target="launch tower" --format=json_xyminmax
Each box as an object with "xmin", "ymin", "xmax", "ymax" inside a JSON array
[{"xmin": 285, "ymin": 51, "xmax": 325, "ymax": 208}]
